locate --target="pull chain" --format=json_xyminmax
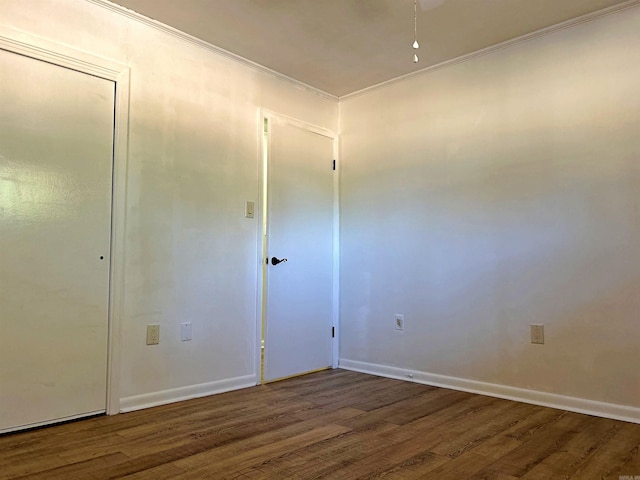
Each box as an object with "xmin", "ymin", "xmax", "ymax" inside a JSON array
[{"xmin": 413, "ymin": 0, "xmax": 419, "ymax": 63}]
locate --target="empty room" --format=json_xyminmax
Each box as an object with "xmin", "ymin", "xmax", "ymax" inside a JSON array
[{"xmin": 1, "ymin": 0, "xmax": 639, "ymax": 478}]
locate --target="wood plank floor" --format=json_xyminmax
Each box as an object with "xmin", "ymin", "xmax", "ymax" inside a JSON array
[{"xmin": 1, "ymin": 369, "xmax": 639, "ymax": 479}]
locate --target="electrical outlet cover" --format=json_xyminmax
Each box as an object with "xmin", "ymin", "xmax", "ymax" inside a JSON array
[
  {"xmin": 146, "ymin": 324, "xmax": 160, "ymax": 345},
  {"xmin": 530, "ymin": 324, "xmax": 544, "ymax": 344},
  {"xmin": 181, "ymin": 322, "xmax": 192, "ymax": 341}
]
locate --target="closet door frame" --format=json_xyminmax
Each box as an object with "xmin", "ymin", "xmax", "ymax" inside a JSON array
[{"xmin": 0, "ymin": 26, "xmax": 131, "ymax": 416}]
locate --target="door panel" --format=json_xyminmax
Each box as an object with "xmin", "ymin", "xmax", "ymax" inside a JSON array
[
  {"xmin": 264, "ymin": 119, "xmax": 334, "ymax": 381},
  {"xmin": 0, "ymin": 50, "xmax": 115, "ymax": 432}
]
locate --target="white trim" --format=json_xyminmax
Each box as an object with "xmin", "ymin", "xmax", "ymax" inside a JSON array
[
  {"xmin": 0, "ymin": 410, "xmax": 105, "ymax": 435},
  {"xmin": 86, "ymin": 0, "xmax": 337, "ymax": 101},
  {"xmin": 106, "ymin": 67, "xmax": 130, "ymax": 416},
  {"xmin": 0, "ymin": 26, "xmax": 130, "ymax": 417},
  {"xmin": 331, "ymin": 132, "xmax": 340, "ymax": 369},
  {"xmin": 261, "ymin": 109, "xmax": 337, "ymax": 140},
  {"xmin": 119, "ymin": 375, "xmax": 257, "ymax": 413},
  {"xmin": 0, "ymin": 26, "xmax": 126, "ymax": 79},
  {"xmin": 334, "ymin": 101, "xmax": 344, "ymax": 370},
  {"xmin": 255, "ymin": 111, "xmax": 268, "ymax": 384},
  {"xmin": 339, "ymin": 359, "xmax": 640, "ymax": 425},
  {"xmin": 341, "ymin": 0, "xmax": 640, "ymax": 100}
]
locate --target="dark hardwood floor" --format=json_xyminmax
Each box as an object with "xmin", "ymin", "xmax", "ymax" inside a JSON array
[{"xmin": 1, "ymin": 369, "xmax": 639, "ymax": 479}]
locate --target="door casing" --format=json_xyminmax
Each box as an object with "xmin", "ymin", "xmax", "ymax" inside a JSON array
[
  {"xmin": 256, "ymin": 110, "xmax": 340, "ymax": 383},
  {"xmin": 0, "ymin": 26, "xmax": 130, "ymax": 417}
]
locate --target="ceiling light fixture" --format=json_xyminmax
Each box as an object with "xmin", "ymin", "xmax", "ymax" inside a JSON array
[{"xmin": 413, "ymin": 0, "xmax": 419, "ymax": 63}]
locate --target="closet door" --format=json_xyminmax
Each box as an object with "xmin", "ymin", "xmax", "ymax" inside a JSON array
[{"xmin": 0, "ymin": 49, "xmax": 115, "ymax": 432}]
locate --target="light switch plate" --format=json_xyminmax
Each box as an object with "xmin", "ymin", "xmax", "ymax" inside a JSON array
[{"xmin": 245, "ymin": 201, "xmax": 255, "ymax": 218}]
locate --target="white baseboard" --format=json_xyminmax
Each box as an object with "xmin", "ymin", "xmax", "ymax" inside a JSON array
[
  {"xmin": 119, "ymin": 374, "xmax": 257, "ymax": 413},
  {"xmin": 339, "ymin": 358, "xmax": 640, "ymax": 425},
  {"xmin": 0, "ymin": 410, "xmax": 105, "ymax": 435}
]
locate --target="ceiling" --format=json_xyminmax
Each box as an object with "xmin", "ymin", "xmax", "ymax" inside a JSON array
[{"xmin": 110, "ymin": 0, "xmax": 631, "ymax": 97}]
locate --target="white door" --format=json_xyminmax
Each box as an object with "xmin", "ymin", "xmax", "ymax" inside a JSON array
[
  {"xmin": 0, "ymin": 50, "xmax": 115, "ymax": 432},
  {"xmin": 263, "ymin": 117, "xmax": 335, "ymax": 382}
]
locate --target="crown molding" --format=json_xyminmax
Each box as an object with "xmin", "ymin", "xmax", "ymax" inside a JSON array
[
  {"xmin": 341, "ymin": 0, "xmax": 640, "ymax": 100},
  {"xmin": 85, "ymin": 0, "xmax": 338, "ymax": 101},
  {"xmin": 85, "ymin": 0, "xmax": 639, "ymax": 102}
]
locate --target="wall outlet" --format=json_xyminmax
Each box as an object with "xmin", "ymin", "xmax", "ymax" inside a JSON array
[
  {"xmin": 181, "ymin": 322, "xmax": 192, "ymax": 341},
  {"xmin": 530, "ymin": 324, "xmax": 544, "ymax": 344},
  {"xmin": 146, "ymin": 324, "xmax": 160, "ymax": 345},
  {"xmin": 395, "ymin": 314, "xmax": 404, "ymax": 331}
]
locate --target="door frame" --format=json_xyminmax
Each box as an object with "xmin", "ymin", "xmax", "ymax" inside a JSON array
[
  {"xmin": 255, "ymin": 110, "xmax": 340, "ymax": 383},
  {"xmin": 0, "ymin": 27, "xmax": 130, "ymax": 416}
]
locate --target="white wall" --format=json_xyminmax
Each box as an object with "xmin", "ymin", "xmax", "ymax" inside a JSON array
[
  {"xmin": 2, "ymin": 0, "xmax": 337, "ymax": 409},
  {"xmin": 4, "ymin": 0, "xmax": 639, "ymax": 422},
  {"xmin": 339, "ymin": 6, "xmax": 640, "ymax": 417}
]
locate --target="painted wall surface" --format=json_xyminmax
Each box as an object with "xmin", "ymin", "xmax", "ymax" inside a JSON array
[
  {"xmin": 340, "ymin": 7, "xmax": 640, "ymax": 409},
  {"xmin": 2, "ymin": 0, "xmax": 337, "ymax": 405}
]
